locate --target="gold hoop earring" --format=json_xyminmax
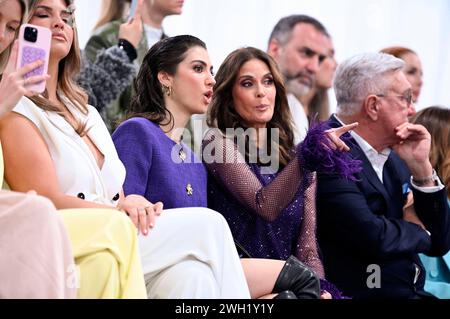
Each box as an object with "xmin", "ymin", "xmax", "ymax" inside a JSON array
[{"xmin": 162, "ymin": 85, "xmax": 173, "ymax": 97}]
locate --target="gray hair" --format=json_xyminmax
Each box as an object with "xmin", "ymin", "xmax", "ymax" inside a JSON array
[
  {"xmin": 334, "ymin": 52, "xmax": 404, "ymax": 116},
  {"xmin": 268, "ymin": 14, "xmax": 329, "ymax": 48}
]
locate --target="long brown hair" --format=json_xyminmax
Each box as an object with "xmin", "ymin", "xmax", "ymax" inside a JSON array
[
  {"xmin": 0, "ymin": 0, "xmax": 27, "ymax": 71},
  {"xmin": 207, "ymin": 47, "xmax": 295, "ymax": 168},
  {"xmin": 26, "ymin": 0, "xmax": 88, "ymax": 135},
  {"xmin": 411, "ymin": 106, "xmax": 450, "ymax": 198},
  {"xmin": 94, "ymin": 0, "xmax": 130, "ymax": 30}
]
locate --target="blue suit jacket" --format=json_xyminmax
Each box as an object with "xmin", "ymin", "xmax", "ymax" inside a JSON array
[{"xmin": 316, "ymin": 115, "xmax": 450, "ymax": 298}]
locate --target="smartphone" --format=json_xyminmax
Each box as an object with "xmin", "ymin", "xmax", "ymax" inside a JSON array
[
  {"xmin": 127, "ymin": 0, "xmax": 139, "ymax": 21},
  {"xmin": 16, "ymin": 24, "xmax": 51, "ymax": 93}
]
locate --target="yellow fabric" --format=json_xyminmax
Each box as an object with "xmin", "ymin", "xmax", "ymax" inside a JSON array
[{"xmin": 58, "ymin": 208, "xmax": 147, "ymax": 299}]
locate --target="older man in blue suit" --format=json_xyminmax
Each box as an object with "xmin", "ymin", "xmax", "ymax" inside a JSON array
[{"xmin": 317, "ymin": 52, "xmax": 450, "ymax": 299}]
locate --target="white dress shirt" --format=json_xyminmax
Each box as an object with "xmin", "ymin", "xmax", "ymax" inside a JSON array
[{"xmin": 287, "ymin": 93, "xmax": 309, "ymax": 144}]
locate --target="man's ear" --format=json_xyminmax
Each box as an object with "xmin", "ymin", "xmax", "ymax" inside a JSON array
[
  {"xmin": 157, "ymin": 71, "xmax": 172, "ymax": 87},
  {"xmin": 267, "ymin": 39, "xmax": 281, "ymax": 59},
  {"xmin": 364, "ymin": 95, "xmax": 379, "ymax": 121}
]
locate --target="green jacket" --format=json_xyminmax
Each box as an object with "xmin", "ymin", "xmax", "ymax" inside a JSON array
[{"xmin": 84, "ymin": 20, "xmax": 149, "ymax": 131}]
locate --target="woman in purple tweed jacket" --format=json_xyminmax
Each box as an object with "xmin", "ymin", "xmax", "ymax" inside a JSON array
[{"xmin": 113, "ymin": 36, "xmax": 358, "ymax": 299}]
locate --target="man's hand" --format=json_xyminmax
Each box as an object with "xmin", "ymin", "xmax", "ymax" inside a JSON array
[
  {"xmin": 393, "ymin": 123, "xmax": 433, "ymax": 180},
  {"xmin": 325, "ymin": 122, "xmax": 359, "ymax": 152}
]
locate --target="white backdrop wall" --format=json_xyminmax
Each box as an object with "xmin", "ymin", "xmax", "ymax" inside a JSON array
[{"xmin": 75, "ymin": 0, "xmax": 450, "ymax": 111}]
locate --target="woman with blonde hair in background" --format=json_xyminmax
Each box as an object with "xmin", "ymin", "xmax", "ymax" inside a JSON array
[
  {"xmin": 94, "ymin": 0, "xmax": 131, "ymax": 30},
  {"xmin": 381, "ymin": 46, "xmax": 423, "ymax": 112},
  {"xmin": 411, "ymin": 106, "xmax": 450, "ymax": 299}
]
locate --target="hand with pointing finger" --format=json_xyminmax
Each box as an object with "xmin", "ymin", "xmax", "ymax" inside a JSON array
[
  {"xmin": 325, "ymin": 122, "xmax": 359, "ymax": 152},
  {"xmin": 299, "ymin": 121, "xmax": 362, "ymax": 181}
]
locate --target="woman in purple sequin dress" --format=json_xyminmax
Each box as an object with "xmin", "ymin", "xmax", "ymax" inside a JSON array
[{"xmin": 204, "ymin": 47, "xmax": 361, "ymax": 298}]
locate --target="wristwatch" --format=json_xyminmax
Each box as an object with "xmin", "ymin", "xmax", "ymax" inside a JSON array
[{"xmin": 412, "ymin": 169, "xmax": 439, "ymax": 186}]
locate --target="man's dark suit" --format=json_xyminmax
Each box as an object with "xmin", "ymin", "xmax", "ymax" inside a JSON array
[{"xmin": 316, "ymin": 115, "xmax": 450, "ymax": 298}]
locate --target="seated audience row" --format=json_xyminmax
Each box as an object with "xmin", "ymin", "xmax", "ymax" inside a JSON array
[{"xmin": 0, "ymin": 0, "xmax": 449, "ymax": 299}]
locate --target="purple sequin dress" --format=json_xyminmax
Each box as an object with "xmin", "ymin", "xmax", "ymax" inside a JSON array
[
  {"xmin": 208, "ymin": 162, "xmax": 311, "ymax": 261},
  {"xmin": 203, "ymin": 123, "xmax": 360, "ymax": 299}
]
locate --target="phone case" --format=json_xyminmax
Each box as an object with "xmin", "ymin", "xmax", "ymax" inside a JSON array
[
  {"xmin": 16, "ymin": 24, "xmax": 51, "ymax": 93},
  {"xmin": 128, "ymin": 0, "xmax": 138, "ymax": 20}
]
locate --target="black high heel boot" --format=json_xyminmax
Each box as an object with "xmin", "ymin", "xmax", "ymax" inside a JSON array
[
  {"xmin": 273, "ymin": 290, "xmax": 298, "ymax": 299},
  {"xmin": 272, "ymin": 255, "xmax": 321, "ymax": 299}
]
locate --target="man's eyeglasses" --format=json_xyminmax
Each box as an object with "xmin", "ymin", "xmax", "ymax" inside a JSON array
[{"xmin": 375, "ymin": 92, "xmax": 414, "ymax": 107}]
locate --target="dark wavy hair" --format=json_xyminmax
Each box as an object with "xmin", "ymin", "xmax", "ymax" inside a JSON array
[
  {"xmin": 127, "ymin": 35, "xmax": 206, "ymax": 129},
  {"xmin": 207, "ymin": 47, "xmax": 295, "ymax": 167}
]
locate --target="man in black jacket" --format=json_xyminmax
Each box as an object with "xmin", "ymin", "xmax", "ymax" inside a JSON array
[{"xmin": 317, "ymin": 52, "xmax": 450, "ymax": 298}]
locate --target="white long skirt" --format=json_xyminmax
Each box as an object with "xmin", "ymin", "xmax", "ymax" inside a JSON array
[{"xmin": 138, "ymin": 207, "xmax": 250, "ymax": 299}]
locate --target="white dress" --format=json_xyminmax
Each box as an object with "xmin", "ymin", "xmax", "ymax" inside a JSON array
[
  {"xmin": 13, "ymin": 96, "xmax": 250, "ymax": 299},
  {"xmin": 13, "ymin": 96, "xmax": 124, "ymax": 205}
]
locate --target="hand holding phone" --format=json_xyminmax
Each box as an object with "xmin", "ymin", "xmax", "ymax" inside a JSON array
[
  {"xmin": 0, "ymin": 38, "xmax": 50, "ymax": 118},
  {"xmin": 120, "ymin": 0, "xmax": 143, "ymax": 48},
  {"xmin": 16, "ymin": 24, "xmax": 51, "ymax": 93}
]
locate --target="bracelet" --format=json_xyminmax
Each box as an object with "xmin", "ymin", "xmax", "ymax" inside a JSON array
[
  {"xmin": 412, "ymin": 169, "xmax": 438, "ymax": 186},
  {"xmin": 117, "ymin": 38, "xmax": 138, "ymax": 62}
]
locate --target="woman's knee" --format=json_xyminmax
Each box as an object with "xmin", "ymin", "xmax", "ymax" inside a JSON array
[
  {"xmin": 77, "ymin": 251, "xmax": 120, "ymax": 298},
  {"xmin": 188, "ymin": 207, "xmax": 229, "ymax": 229},
  {"xmin": 147, "ymin": 259, "xmax": 218, "ymax": 299}
]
